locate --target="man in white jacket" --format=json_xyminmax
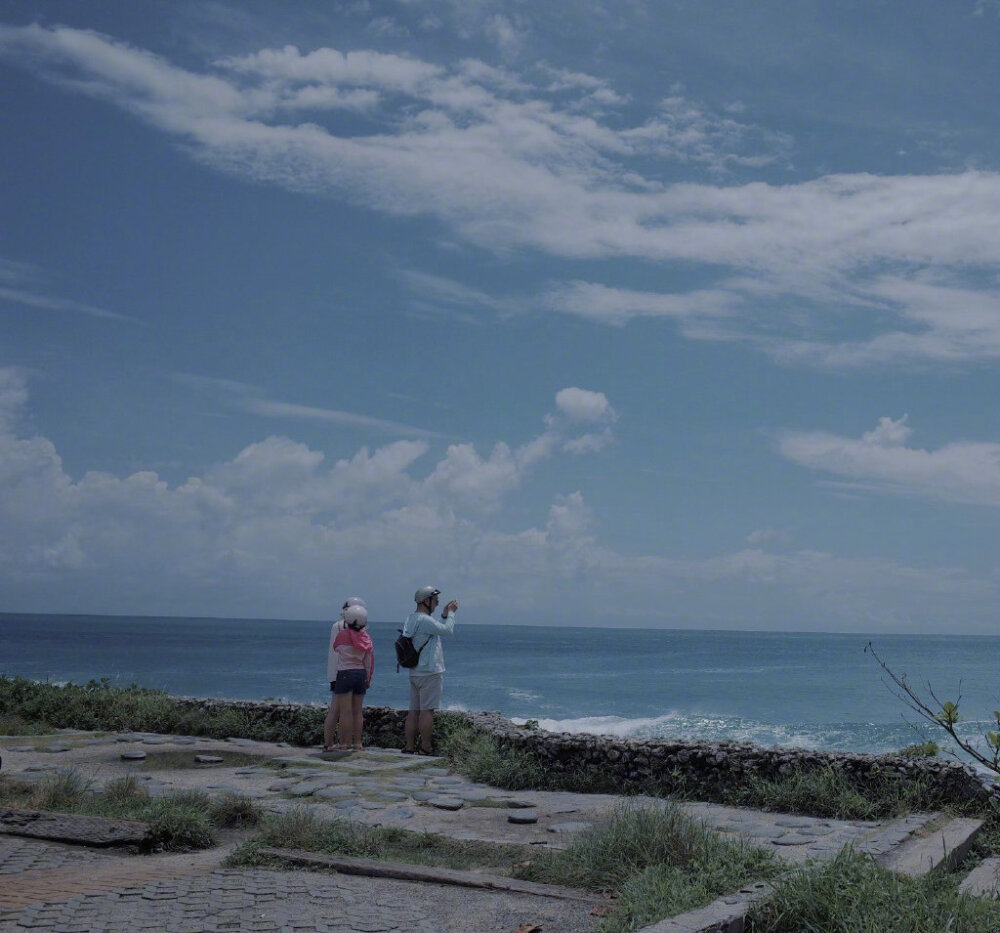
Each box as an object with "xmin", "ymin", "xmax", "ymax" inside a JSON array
[{"xmin": 402, "ymin": 585, "xmax": 458, "ymax": 755}]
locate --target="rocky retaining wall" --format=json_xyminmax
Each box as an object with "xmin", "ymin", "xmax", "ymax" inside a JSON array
[{"xmin": 173, "ymin": 697, "xmax": 995, "ymax": 805}]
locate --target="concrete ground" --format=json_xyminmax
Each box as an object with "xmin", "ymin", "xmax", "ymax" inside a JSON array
[{"xmin": 0, "ymin": 730, "xmax": 931, "ymax": 932}]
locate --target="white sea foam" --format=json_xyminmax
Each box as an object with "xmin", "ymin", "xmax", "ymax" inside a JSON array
[
  {"xmin": 507, "ymin": 689, "xmax": 541, "ymax": 701},
  {"xmin": 522, "ymin": 712, "xmax": 921, "ymax": 753}
]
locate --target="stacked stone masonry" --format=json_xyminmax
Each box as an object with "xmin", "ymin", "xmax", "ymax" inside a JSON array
[{"xmin": 170, "ymin": 697, "xmax": 997, "ymax": 806}]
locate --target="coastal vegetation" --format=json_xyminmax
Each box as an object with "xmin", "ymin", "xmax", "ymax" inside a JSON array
[{"xmin": 0, "ymin": 769, "xmax": 261, "ymax": 851}]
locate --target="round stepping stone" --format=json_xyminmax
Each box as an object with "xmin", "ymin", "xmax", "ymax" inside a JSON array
[
  {"xmin": 194, "ymin": 754, "xmax": 224, "ymax": 764},
  {"xmin": 508, "ymin": 809, "xmax": 539, "ymax": 824},
  {"xmin": 120, "ymin": 751, "xmax": 147, "ymax": 761},
  {"xmin": 24, "ymin": 764, "xmax": 58, "ymax": 772},
  {"xmin": 459, "ymin": 790, "xmax": 491, "ymax": 802},
  {"xmin": 548, "ymin": 821, "xmax": 593, "ymax": 834},
  {"xmin": 506, "ymin": 799, "xmax": 536, "ymax": 809},
  {"xmin": 142, "ymin": 737, "xmax": 169, "ymax": 745},
  {"xmin": 773, "ymin": 835, "xmax": 819, "ymax": 846},
  {"xmin": 268, "ymin": 781, "xmax": 298, "ymax": 792},
  {"xmin": 359, "ymin": 801, "xmax": 386, "ymax": 810},
  {"xmin": 174, "ymin": 736, "xmax": 197, "ymax": 745},
  {"xmin": 115, "ymin": 735, "xmax": 139, "ymax": 743},
  {"xmin": 6, "ymin": 746, "xmax": 35, "ymax": 753},
  {"xmin": 382, "ymin": 808, "xmax": 415, "ymax": 821},
  {"xmin": 411, "ymin": 791, "xmax": 437, "ymax": 801},
  {"xmin": 334, "ymin": 799, "xmax": 359, "ymax": 809},
  {"xmin": 226, "ymin": 737, "xmax": 257, "ymax": 747},
  {"xmin": 430, "ymin": 796, "xmax": 464, "ymax": 811},
  {"xmin": 43, "ymin": 744, "xmax": 71, "ymax": 753},
  {"xmin": 288, "ymin": 783, "xmax": 325, "ymax": 797}
]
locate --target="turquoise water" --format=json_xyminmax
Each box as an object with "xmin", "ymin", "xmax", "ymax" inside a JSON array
[{"xmin": 3, "ymin": 613, "xmax": 999, "ymax": 757}]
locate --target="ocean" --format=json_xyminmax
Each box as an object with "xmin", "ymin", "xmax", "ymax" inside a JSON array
[{"xmin": 2, "ymin": 613, "xmax": 999, "ymax": 759}]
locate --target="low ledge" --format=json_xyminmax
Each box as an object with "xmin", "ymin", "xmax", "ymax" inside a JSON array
[
  {"xmin": 258, "ymin": 846, "xmax": 602, "ymax": 904},
  {"xmin": 0, "ymin": 806, "xmax": 149, "ymax": 847}
]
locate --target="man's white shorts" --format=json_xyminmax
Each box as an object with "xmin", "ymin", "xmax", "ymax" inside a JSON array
[{"xmin": 409, "ymin": 672, "xmax": 443, "ymax": 711}]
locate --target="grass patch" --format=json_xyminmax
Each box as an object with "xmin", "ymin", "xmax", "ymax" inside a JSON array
[
  {"xmin": 0, "ymin": 769, "xmax": 261, "ymax": 851},
  {"xmin": 515, "ymin": 803, "xmax": 781, "ymax": 932},
  {"xmin": 436, "ymin": 721, "xmax": 616, "ymax": 793},
  {"xmin": 700, "ymin": 764, "xmax": 969, "ymax": 821},
  {"xmin": 746, "ymin": 849, "xmax": 1000, "ymax": 932},
  {"xmin": 228, "ymin": 806, "xmax": 524, "ymax": 871},
  {"xmin": 0, "ymin": 712, "xmax": 55, "ymax": 736}
]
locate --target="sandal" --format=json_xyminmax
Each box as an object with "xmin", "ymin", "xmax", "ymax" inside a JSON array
[
  {"xmin": 402, "ymin": 748, "xmax": 415, "ymax": 755},
  {"xmin": 416, "ymin": 749, "xmax": 435, "ymax": 756}
]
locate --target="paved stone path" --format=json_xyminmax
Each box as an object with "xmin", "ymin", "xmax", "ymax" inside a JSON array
[{"xmin": 0, "ymin": 729, "xmax": 932, "ymax": 931}]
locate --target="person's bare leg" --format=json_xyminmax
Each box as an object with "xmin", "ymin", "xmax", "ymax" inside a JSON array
[
  {"xmin": 404, "ymin": 711, "xmax": 417, "ymax": 752},
  {"xmin": 338, "ymin": 700, "xmax": 353, "ymax": 749},
  {"xmin": 324, "ymin": 695, "xmax": 340, "ymax": 749},
  {"xmin": 353, "ymin": 695, "xmax": 364, "ymax": 750},
  {"xmin": 419, "ymin": 709, "xmax": 434, "ymax": 752}
]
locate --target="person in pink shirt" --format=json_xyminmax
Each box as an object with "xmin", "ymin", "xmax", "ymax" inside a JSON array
[
  {"xmin": 324, "ymin": 596, "xmax": 366, "ymax": 751},
  {"xmin": 332, "ymin": 604, "xmax": 374, "ymax": 751}
]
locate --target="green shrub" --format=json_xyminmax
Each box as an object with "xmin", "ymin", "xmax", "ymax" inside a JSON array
[
  {"xmin": 145, "ymin": 791, "xmax": 218, "ymax": 851},
  {"xmin": 896, "ymin": 740, "xmax": 940, "ymax": 759},
  {"xmin": 209, "ymin": 794, "xmax": 262, "ymax": 829},
  {"xmin": 712, "ymin": 765, "xmax": 958, "ymax": 820},
  {"xmin": 746, "ymin": 849, "xmax": 1000, "ymax": 932}
]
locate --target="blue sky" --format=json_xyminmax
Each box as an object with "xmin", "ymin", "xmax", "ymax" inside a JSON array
[{"xmin": 2, "ymin": 0, "xmax": 999, "ymax": 632}]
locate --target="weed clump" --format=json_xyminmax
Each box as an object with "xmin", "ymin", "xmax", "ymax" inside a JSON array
[{"xmin": 746, "ymin": 849, "xmax": 1000, "ymax": 932}]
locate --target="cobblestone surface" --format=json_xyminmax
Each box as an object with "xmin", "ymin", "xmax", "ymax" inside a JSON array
[
  {"xmin": 0, "ymin": 865, "xmax": 598, "ymax": 932},
  {"xmin": 0, "ymin": 836, "xmax": 119, "ymax": 875}
]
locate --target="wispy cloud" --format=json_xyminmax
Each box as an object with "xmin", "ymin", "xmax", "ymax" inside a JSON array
[
  {"xmin": 0, "ymin": 258, "xmax": 130, "ymax": 322},
  {"xmin": 2, "ymin": 26, "xmax": 999, "ymax": 367},
  {"xmin": 172, "ymin": 371, "xmax": 446, "ymax": 439}
]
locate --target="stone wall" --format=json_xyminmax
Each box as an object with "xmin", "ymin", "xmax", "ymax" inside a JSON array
[{"xmin": 171, "ymin": 696, "xmax": 995, "ymax": 805}]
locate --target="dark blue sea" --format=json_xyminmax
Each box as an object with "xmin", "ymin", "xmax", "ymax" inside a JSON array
[{"xmin": 2, "ymin": 614, "xmax": 999, "ymax": 760}]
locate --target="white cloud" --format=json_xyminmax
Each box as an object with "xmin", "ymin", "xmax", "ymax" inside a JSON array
[
  {"xmin": 780, "ymin": 416, "xmax": 1000, "ymax": 506},
  {"xmin": 554, "ymin": 387, "xmax": 616, "ymax": 424},
  {"xmin": 0, "ymin": 368, "xmax": 994, "ymax": 629}
]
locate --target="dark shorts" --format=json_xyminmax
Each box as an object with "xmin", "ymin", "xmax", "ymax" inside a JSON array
[{"xmin": 333, "ymin": 668, "xmax": 368, "ymax": 696}]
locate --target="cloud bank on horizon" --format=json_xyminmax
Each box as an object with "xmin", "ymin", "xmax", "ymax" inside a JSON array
[{"xmin": 1, "ymin": 2, "xmax": 999, "ymax": 632}]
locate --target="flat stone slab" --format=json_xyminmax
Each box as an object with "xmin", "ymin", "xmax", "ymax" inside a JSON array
[
  {"xmin": 120, "ymin": 751, "xmax": 147, "ymax": 761},
  {"xmin": 194, "ymin": 754, "xmax": 225, "ymax": 764},
  {"xmin": 0, "ymin": 807, "xmax": 149, "ymax": 847},
  {"xmin": 959, "ymin": 857, "xmax": 1000, "ymax": 899},
  {"xmin": 508, "ymin": 810, "xmax": 539, "ymax": 825},
  {"xmin": 880, "ymin": 817, "xmax": 984, "ymax": 877},
  {"xmin": 430, "ymin": 797, "xmax": 464, "ymax": 811}
]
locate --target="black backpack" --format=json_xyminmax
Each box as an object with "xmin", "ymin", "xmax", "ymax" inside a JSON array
[{"xmin": 394, "ymin": 629, "xmax": 431, "ymax": 670}]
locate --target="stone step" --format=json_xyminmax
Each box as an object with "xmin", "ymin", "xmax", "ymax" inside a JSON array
[
  {"xmin": 878, "ymin": 816, "xmax": 984, "ymax": 877},
  {"xmin": 958, "ymin": 856, "xmax": 1000, "ymax": 899}
]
